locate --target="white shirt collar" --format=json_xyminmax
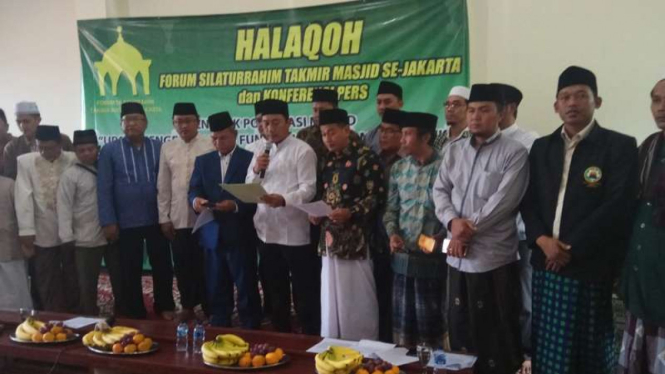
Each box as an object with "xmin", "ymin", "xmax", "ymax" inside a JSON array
[
  {"xmin": 501, "ymin": 122, "xmax": 519, "ymax": 137},
  {"xmin": 561, "ymin": 118, "xmax": 595, "ymax": 143},
  {"xmin": 219, "ymin": 145, "xmax": 237, "ymax": 159}
]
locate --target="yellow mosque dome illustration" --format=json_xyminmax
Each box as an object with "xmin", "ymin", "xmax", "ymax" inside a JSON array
[{"xmin": 94, "ymin": 26, "xmax": 152, "ymax": 96}]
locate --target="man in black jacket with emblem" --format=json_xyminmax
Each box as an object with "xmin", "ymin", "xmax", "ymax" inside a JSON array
[{"xmin": 521, "ymin": 66, "xmax": 638, "ymax": 374}]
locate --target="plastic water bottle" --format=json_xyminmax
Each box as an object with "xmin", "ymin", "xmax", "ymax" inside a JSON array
[
  {"xmin": 192, "ymin": 320, "xmax": 205, "ymax": 354},
  {"xmin": 176, "ymin": 321, "xmax": 189, "ymax": 352}
]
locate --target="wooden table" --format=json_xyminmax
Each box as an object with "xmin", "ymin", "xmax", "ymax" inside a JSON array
[{"xmin": 0, "ymin": 311, "xmax": 473, "ymax": 374}]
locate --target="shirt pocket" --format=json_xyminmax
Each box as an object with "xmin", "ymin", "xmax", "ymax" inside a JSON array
[{"xmin": 474, "ymin": 170, "xmax": 502, "ymax": 200}]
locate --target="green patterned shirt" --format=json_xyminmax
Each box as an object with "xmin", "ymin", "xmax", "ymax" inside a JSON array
[{"xmin": 383, "ymin": 152, "xmax": 443, "ymax": 252}]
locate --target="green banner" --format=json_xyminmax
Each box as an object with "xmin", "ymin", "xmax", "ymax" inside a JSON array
[{"xmin": 78, "ymin": 0, "xmax": 469, "ymax": 145}]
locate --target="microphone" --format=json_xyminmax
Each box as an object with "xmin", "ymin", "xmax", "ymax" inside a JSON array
[{"xmin": 259, "ymin": 141, "xmax": 273, "ymax": 178}]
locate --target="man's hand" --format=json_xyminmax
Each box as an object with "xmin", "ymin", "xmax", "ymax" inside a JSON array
[
  {"xmin": 253, "ymin": 154, "xmax": 270, "ymax": 175},
  {"xmin": 309, "ymin": 216, "xmax": 323, "ymax": 225},
  {"xmin": 19, "ymin": 235, "xmax": 35, "ymax": 258},
  {"xmin": 328, "ymin": 208, "xmax": 352, "ymax": 224},
  {"xmin": 447, "ymin": 238, "xmax": 468, "ymax": 258},
  {"xmin": 389, "ymin": 234, "xmax": 404, "ymax": 253},
  {"xmin": 193, "ymin": 197, "xmax": 209, "ymax": 213},
  {"xmin": 260, "ymin": 194, "xmax": 285, "ymax": 208},
  {"xmin": 214, "ymin": 200, "xmax": 238, "ymax": 213},
  {"xmin": 450, "ymin": 218, "xmax": 476, "ymax": 242},
  {"xmin": 103, "ymin": 224, "xmax": 120, "ymax": 243},
  {"xmin": 537, "ymin": 236, "xmax": 571, "ymax": 272},
  {"xmin": 160, "ymin": 222, "xmax": 176, "ymax": 241}
]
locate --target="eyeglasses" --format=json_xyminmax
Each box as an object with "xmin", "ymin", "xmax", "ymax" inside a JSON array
[
  {"xmin": 122, "ymin": 116, "xmax": 147, "ymax": 124},
  {"xmin": 444, "ymin": 101, "xmax": 465, "ymax": 110},
  {"xmin": 379, "ymin": 127, "xmax": 401, "ymax": 135}
]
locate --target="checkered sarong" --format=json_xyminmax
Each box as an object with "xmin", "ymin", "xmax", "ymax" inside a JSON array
[
  {"xmin": 532, "ymin": 270, "xmax": 615, "ymax": 374},
  {"xmin": 392, "ymin": 273, "xmax": 445, "ymax": 348}
]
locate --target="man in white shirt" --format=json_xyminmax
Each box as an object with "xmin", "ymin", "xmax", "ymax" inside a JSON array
[
  {"xmin": 15, "ymin": 125, "xmax": 77, "ymax": 312},
  {"xmin": 491, "ymin": 83, "xmax": 538, "ymax": 371},
  {"xmin": 433, "ymin": 86, "xmax": 471, "ymax": 152},
  {"xmin": 158, "ymin": 103, "xmax": 214, "ymax": 321},
  {"xmin": 246, "ymin": 99, "xmax": 320, "ymax": 334},
  {"xmin": 58, "ymin": 129, "xmax": 123, "ymax": 315}
]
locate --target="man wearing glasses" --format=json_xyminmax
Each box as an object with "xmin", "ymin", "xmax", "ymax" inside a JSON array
[
  {"xmin": 157, "ymin": 103, "xmax": 213, "ymax": 321},
  {"xmin": 433, "ymin": 86, "xmax": 470, "ymax": 152},
  {"xmin": 98, "ymin": 102, "xmax": 176, "ymax": 319}
]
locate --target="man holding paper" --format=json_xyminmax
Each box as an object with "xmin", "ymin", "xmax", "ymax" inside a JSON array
[
  {"xmin": 313, "ymin": 108, "xmax": 385, "ymax": 340},
  {"xmin": 383, "ymin": 111, "xmax": 445, "ymax": 348},
  {"xmin": 246, "ymin": 99, "xmax": 320, "ymax": 335},
  {"xmin": 189, "ymin": 111, "xmax": 261, "ymax": 328}
]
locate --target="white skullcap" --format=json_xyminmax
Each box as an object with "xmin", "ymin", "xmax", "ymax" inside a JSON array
[
  {"xmin": 15, "ymin": 101, "xmax": 40, "ymax": 115},
  {"xmin": 448, "ymin": 86, "xmax": 471, "ymax": 100}
]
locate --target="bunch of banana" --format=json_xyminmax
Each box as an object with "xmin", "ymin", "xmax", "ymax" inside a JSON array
[
  {"xmin": 201, "ymin": 334, "xmax": 249, "ymax": 365},
  {"xmin": 82, "ymin": 325, "xmax": 138, "ymax": 349},
  {"xmin": 315, "ymin": 346, "xmax": 363, "ymax": 374},
  {"xmin": 14, "ymin": 317, "xmax": 46, "ymax": 341}
]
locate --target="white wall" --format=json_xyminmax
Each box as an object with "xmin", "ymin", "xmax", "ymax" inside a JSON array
[{"xmin": 1, "ymin": 0, "xmax": 663, "ymax": 142}]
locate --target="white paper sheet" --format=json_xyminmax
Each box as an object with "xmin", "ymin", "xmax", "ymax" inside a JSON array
[
  {"xmin": 192, "ymin": 208, "xmax": 214, "ymax": 233},
  {"xmin": 428, "ymin": 351, "xmax": 477, "ymax": 371},
  {"xmin": 376, "ymin": 347, "xmax": 420, "ymax": 366},
  {"xmin": 220, "ymin": 183, "xmax": 268, "ymax": 203},
  {"xmin": 306, "ymin": 338, "xmax": 357, "ymax": 353},
  {"xmin": 63, "ymin": 317, "xmax": 105, "ymax": 329},
  {"xmin": 293, "ymin": 201, "xmax": 333, "ymax": 217}
]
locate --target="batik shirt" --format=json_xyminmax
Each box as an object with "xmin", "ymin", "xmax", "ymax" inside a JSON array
[
  {"xmin": 297, "ymin": 125, "xmax": 364, "ymax": 167},
  {"xmin": 318, "ymin": 139, "xmax": 385, "ymax": 260}
]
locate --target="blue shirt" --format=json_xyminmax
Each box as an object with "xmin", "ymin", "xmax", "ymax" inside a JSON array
[{"xmin": 97, "ymin": 137, "xmax": 161, "ymax": 229}]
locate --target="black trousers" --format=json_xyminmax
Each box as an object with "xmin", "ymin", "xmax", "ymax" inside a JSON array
[
  {"xmin": 171, "ymin": 229, "xmax": 206, "ymax": 310},
  {"xmin": 33, "ymin": 245, "xmax": 79, "ymax": 312},
  {"xmin": 258, "ymin": 241, "xmax": 321, "ymax": 335},
  {"xmin": 448, "ymin": 261, "xmax": 522, "ymax": 374},
  {"xmin": 373, "ymin": 250, "xmax": 393, "ymax": 343},
  {"xmin": 118, "ymin": 225, "xmax": 175, "ymax": 319}
]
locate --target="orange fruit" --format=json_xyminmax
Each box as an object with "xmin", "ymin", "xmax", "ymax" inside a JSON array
[
  {"xmin": 124, "ymin": 344, "xmax": 137, "ymax": 354},
  {"xmin": 112, "ymin": 343, "xmax": 124, "ymax": 354},
  {"xmin": 51, "ymin": 326, "xmax": 64, "ymax": 335},
  {"xmin": 251, "ymin": 355, "xmax": 266, "ymax": 367},
  {"xmin": 42, "ymin": 332, "xmax": 55, "ymax": 342},
  {"xmin": 238, "ymin": 356, "xmax": 252, "ymax": 367},
  {"xmin": 274, "ymin": 348, "xmax": 284, "ymax": 360},
  {"xmin": 371, "ymin": 370, "xmax": 384, "ymax": 374},
  {"xmin": 242, "ymin": 352, "xmax": 251, "ymax": 359},
  {"xmin": 265, "ymin": 352, "xmax": 279, "ymax": 365},
  {"xmin": 138, "ymin": 339, "xmax": 153, "ymax": 352},
  {"xmin": 56, "ymin": 333, "xmax": 67, "ymax": 341},
  {"xmin": 31, "ymin": 333, "xmax": 43, "ymax": 342},
  {"xmin": 132, "ymin": 333, "xmax": 145, "ymax": 344},
  {"xmin": 357, "ymin": 369, "xmax": 370, "ymax": 374}
]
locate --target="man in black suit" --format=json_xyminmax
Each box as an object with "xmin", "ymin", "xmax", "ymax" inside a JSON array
[
  {"xmin": 189, "ymin": 112, "xmax": 261, "ymax": 328},
  {"xmin": 521, "ymin": 66, "xmax": 638, "ymax": 374}
]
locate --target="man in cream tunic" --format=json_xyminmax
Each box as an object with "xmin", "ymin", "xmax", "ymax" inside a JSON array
[
  {"xmin": 158, "ymin": 102, "xmax": 214, "ymax": 320},
  {"xmin": 15, "ymin": 125, "xmax": 77, "ymax": 312}
]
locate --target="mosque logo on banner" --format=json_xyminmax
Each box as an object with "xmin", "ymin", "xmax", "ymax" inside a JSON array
[{"xmin": 94, "ymin": 26, "xmax": 152, "ymax": 96}]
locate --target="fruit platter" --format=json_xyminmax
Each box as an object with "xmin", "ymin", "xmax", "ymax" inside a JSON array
[
  {"xmin": 82, "ymin": 321, "xmax": 157, "ymax": 355},
  {"xmin": 202, "ymin": 333, "xmax": 289, "ymax": 370},
  {"xmin": 11, "ymin": 317, "xmax": 79, "ymax": 344},
  {"xmin": 315, "ymin": 346, "xmax": 402, "ymax": 374}
]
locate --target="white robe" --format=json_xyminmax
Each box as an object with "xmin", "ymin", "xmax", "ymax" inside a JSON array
[
  {"xmin": 321, "ymin": 255, "xmax": 379, "ymax": 341},
  {"xmin": 0, "ymin": 260, "xmax": 33, "ymax": 310},
  {"xmin": 15, "ymin": 152, "xmax": 76, "ymax": 247}
]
